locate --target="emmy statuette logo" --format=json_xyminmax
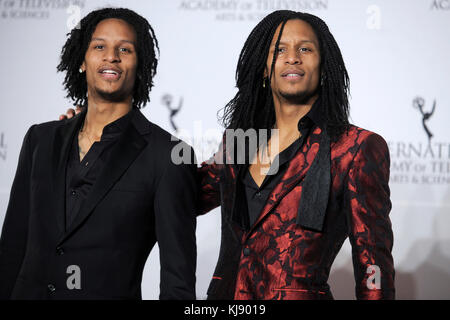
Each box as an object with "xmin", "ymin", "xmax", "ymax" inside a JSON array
[
  {"xmin": 162, "ymin": 94, "xmax": 183, "ymax": 132},
  {"xmin": 413, "ymin": 96, "xmax": 436, "ymax": 143}
]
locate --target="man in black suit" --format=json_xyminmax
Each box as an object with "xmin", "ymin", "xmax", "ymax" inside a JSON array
[{"xmin": 0, "ymin": 8, "xmax": 197, "ymax": 300}]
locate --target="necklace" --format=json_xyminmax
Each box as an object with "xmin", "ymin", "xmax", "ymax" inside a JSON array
[
  {"xmin": 78, "ymin": 123, "xmax": 97, "ymax": 162},
  {"xmin": 79, "ymin": 126, "xmax": 95, "ymax": 145}
]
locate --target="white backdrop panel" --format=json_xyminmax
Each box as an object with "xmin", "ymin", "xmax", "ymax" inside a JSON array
[{"xmin": 0, "ymin": 0, "xmax": 449, "ymax": 299}]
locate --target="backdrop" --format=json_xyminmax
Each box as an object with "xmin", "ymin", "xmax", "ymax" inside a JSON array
[{"xmin": 0, "ymin": 0, "xmax": 449, "ymax": 299}]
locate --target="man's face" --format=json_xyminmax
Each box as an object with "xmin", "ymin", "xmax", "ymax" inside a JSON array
[
  {"xmin": 265, "ymin": 19, "xmax": 321, "ymax": 105},
  {"xmin": 81, "ymin": 18, "xmax": 138, "ymax": 103}
]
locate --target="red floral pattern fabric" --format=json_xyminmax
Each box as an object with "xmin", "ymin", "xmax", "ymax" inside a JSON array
[{"xmin": 198, "ymin": 125, "xmax": 394, "ymax": 300}]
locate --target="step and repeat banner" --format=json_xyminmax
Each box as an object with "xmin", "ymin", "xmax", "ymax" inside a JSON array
[{"xmin": 0, "ymin": 0, "xmax": 449, "ymax": 299}]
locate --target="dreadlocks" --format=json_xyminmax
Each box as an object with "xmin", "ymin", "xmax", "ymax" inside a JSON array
[
  {"xmin": 57, "ymin": 7, "xmax": 159, "ymax": 109},
  {"xmin": 220, "ymin": 10, "xmax": 350, "ymax": 141}
]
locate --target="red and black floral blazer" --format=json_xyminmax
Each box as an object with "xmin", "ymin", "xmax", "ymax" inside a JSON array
[{"xmin": 197, "ymin": 125, "xmax": 395, "ymax": 300}]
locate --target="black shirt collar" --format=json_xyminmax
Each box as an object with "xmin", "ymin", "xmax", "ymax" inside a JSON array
[
  {"xmin": 268, "ymin": 98, "xmax": 325, "ymax": 174},
  {"xmin": 78, "ymin": 107, "xmax": 135, "ymax": 141},
  {"xmin": 240, "ymin": 98, "xmax": 325, "ymax": 183},
  {"xmin": 101, "ymin": 109, "xmax": 134, "ymax": 138},
  {"xmin": 297, "ymin": 97, "xmax": 325, "ymax": 134}
]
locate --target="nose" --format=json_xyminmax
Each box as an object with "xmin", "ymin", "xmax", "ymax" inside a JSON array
[
  {"xmin": 285, "ymin": 48, "xmax": 301, "ymax": 65},
  {"xmin": 103, "ymin": 47, "xmax": 121, "ymax": 63}
]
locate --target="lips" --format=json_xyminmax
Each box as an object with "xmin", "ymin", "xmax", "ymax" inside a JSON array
[
  {"xmin": 98, "ymin": 66, "xmax": 122, "ymax": 80},
  {"xmin": 281, "ymin": 69, "xmax": 305, "ymax": 79}
]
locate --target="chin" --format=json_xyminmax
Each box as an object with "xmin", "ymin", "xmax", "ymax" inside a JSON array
[
  {"xmin": 96, "ymin": 88, "xmax": 130, "ymax": 103},
  {"xmin": 280, "ymin": 91, "xmax": 309, "ymax": 104}
]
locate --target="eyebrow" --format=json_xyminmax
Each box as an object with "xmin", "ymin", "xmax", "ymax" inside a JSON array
[{"xmin": 91, "ymin": 37, "xmax": 136, "ymax": 46}]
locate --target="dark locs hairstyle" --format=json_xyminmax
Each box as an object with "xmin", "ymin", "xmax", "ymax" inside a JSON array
[
  {"xmin": 57, "ymin": 7, "xmax": 159, "ymax": 109},
  {"xmin": 220, "ymin": 10, "xmax": 350, "ymax": 140}
]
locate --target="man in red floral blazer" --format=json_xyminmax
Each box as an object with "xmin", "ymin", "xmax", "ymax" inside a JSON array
[{"xmin": 197, "ymin": 10, "xmax": 395, "ymax": 300}]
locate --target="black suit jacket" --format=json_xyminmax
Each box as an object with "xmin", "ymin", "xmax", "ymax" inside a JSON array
[{"xmin": 0, "ymin": 109, "xmax": 197, "ymax": 300}]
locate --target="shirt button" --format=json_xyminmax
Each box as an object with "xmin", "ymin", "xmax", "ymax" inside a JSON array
[
  {"xmin": 56, "ymin": 247, "xmax": 64, "ymax": 255},
  {"xmin": 47, "ymin": 284, "xmax": 56, "ymax": 293},
  {"xmin": 71, "ymin": 190, "xmax": 76, "ymax": 196},
  {"xmin": 243, "ymin": 247, "xmax": 251, "ymax": 256},
  {"xmin": 255, "ymin": 191, "xmax": 261, "ymax": 197}
]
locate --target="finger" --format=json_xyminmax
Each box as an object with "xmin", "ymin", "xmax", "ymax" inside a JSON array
[
  {"xmin": 59, "ymin": 114, "xmax": 68, "ymax": 121},
  {"xmin": 66, "ymin": 108, "xmax": 76, "ymax": 119},
  {"xmin": 75, "ymin": 105, "xmax": 82, "ymax": 114}
]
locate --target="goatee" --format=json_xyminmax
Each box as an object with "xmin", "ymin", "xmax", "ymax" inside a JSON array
[
  {"xmin": 280, "ymin": 90, "xmax": 315, "ymax": 105},
  {"xmin": 96, "ymin": 88, "xmax": 130, "ymax": 103}
]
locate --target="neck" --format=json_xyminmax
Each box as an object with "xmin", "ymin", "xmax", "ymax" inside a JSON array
[
  {"xmin": 83, "ymin": 94, "xmax": 133, "ymax": 139},
  {"xmin": 273, "ymin": 94, "xmax": 318, "ymax": 139}
]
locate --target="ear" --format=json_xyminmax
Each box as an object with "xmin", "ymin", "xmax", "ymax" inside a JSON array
[
  {"xmin": 263, "ymin": 66, "xmax": 268, "ymax": 79},
  {"xmin": 80, "ymin": 61, "xmax": 86, "ymax": 72}
]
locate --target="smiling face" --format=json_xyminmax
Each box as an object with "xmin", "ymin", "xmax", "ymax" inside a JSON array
[
  {"xmin": 80, "ymin": 18, "xmax": 138, "ymax": 103},
  {"xmin": 265, "ymin": 19, "xmax": 321, "ymax": 105}
]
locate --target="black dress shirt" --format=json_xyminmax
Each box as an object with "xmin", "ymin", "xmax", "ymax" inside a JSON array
[
  {"xmin": 241, "ymin": 106, "xmax": 324, "ymax": 227},
  {"xmin": 65, "ymin": 110, "xmax": 133, "ymax": 230}
]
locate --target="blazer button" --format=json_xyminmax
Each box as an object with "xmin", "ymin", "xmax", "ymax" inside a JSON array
[
  {"xmin": 47, "ymin": 284, "xmax": 56, "ymax": 293},
  {"xmin": 56, "ymin": 247, "xmax": 64, "ymax": 255},
  {"xmin": 243, "ymin": 247, "xmax": 251, "ymax": 256}
]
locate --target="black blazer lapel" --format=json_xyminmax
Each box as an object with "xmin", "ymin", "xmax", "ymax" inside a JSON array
[
  {"xmin": 295, "ymin": 128, "xmax": 331, "ymax": 232},
  {"xmin": 57, "ymin": 111, "xmax": 149, "ymax": 246},
  {"xmin": 52, "ymin": 111, "xmax": 86, "ymax": 235}
]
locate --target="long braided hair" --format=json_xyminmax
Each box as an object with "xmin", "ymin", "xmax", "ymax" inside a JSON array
[
  {"xmin": 57, "ymin": 7, "xmax": 159, "ymax": 109},
  {"xmin": 219, "ymin": 10, "xmax": 350, "ymax": 141}
]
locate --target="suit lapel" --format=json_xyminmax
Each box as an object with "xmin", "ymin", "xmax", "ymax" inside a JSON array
[
  {"xmin": 243, "ymin": 126, "xmax": 323, "ymax": 239},
  {"xmin": 228, "ymin": 137, "xmax": 251, "ymax": 235},
  {"xmin": 57, "ymin": 111, "xmax": 149, "ymax": 246},
  {"xmin": 52, "ymin": 111, "xmax": 86, "ymax": 235},
  {"xmin": 229, "ymin": 163, "xmax": 247, "ymax": 237}
]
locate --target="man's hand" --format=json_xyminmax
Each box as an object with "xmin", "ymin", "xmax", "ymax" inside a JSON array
[{"xmin": 59, "ymin": 105, "xmax": 83, "ymax": 120}]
